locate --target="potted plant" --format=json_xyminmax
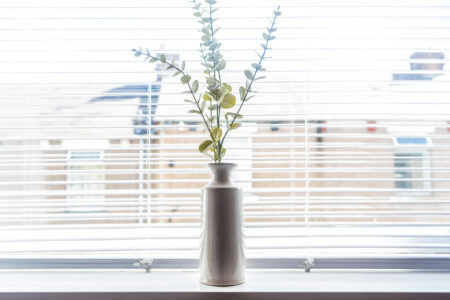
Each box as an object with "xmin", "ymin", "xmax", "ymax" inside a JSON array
[{"xmin": 133, "ymin": 0, "xmax": 281, "ymax": 286}]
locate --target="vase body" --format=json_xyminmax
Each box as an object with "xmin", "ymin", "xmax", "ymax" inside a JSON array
[{"xmin": 199, "ymin": 163, "xmax": 245, "ymax": 286}]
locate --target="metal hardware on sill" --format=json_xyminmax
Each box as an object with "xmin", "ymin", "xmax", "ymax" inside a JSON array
[
  {"xmin": 303, "ymin": 258, "xmax": 315, "ymax": 272},
  {"xmin": 133, "ymin": 258, "xmax": 153, "ymax": 273}
]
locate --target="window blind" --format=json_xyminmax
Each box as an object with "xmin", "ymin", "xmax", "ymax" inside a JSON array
[{"xmin": 1, "ymin": 0, "xmax": 450, "ymax": 270}]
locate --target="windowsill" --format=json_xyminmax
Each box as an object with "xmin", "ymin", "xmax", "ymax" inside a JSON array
[{"xmin": 0, "ymin": 270, "xmax": 449, "ymax": 299}]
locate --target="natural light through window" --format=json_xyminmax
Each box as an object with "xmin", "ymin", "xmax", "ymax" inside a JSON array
[{"xmin": 0, "ymin": 0, "xmax": 449, "ymax": 270}]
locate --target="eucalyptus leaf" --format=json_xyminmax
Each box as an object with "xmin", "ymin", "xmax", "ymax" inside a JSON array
[
  {"xmin": 192, "ymin": 80, "xmax": 199, "ymax": 93},
  {"xmin": 252, "ymin": 63, "xmax": 262, "ymax": 70},
  {"xmin": 198, "ymin": 140, "xmax": 213, "ymax": 153},
  {"xmin": 230, "ymin": 122, "xmax": 242, "ymax": 130},
  {"xmin": 184, "ymin": 99, "xmax": 195, "ymax": 104},
  {"xmin": 159, "ymin": 54, "xmax": 166, "ymax": 63},
  {"xmin": 239, "ymin": 86, "xmax": 246, "ymax": 100},
  {"xmin": 223, "ymin": 83, "xmax": 232, "ymax": 92},
  {"xmin": 226, "ymin": 112, "xmax": 243, "ymax": 120},
  {"xmin": 188, "ymin": 109, "xmax": 201, "ymax": 114},
  {"xmin": 203, "ymin": 93, "xmax": 212, "ymax": 101},
  {"xmin": 221, "ymin": 94, "xmax": 236, "ymax": 109},
  {"xmin": 181, "ymin": 61, "xmax": 186, "ymax": 71},
  {"xmin": 244, "ymin": 70, "xmax": 253, "ymax": 80},
  {"xmin": 200, "ymin": 101, "xmax": 206, "ymax": 112},
  {"xmin": 181, "ymin": 74, "xmax": 191, "ymax": 84},
  {"xmin": 211, "ymin": 127, "xmax": 222, "ymax": 141}
]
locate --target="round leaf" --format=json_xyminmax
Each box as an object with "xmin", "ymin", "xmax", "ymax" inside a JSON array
[
  {"xmin": 199, "ymin": 140, "xmax": 213, "ymax": 153},
  {"xmin": 211, "ymin": 127, "xmax": 222, "ymax": 141},
  {"xmin": 230, "ymin": 122, "xmax": 242, "ymax": 130},
  {"xmin": 221, "ymin": 94, "xmax": 236, "ymax": 109},
  {"xmin": 181, "ymin": 74, "xmax": 191, "ymax": 84},
  {"xmin": 223, "ymin": 83, "xmax": 232, "ymax": 92},
  {"xmin": 203, "ymin": 93, "xmax": 212, "ymax": 101}
]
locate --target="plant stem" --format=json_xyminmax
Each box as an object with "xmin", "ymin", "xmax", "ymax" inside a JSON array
[
  {"xmin": 137, "ymin": 52, "xmax": 215, "ymax": 145},
  {"xmin": 208, "ymin": 1, "xmax": 223, "ymax": 162},
  {"xmin": 219, "ymin": 10, "xmax": 280, "ymax": 147}
]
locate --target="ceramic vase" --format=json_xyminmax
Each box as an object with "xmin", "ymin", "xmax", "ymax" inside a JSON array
[{"xmin": 199, "ymin": 163, "xmax": 245, "ymax": 286}]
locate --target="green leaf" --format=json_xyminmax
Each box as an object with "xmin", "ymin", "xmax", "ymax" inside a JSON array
[
  {"xmin": 263, "ymin": 32, "xmax": 269, "ymax": 40},
  {"xmin": 202, "ymin": 34, "xmax": 211, "ymax": 42},
  {"xmin": 181, "ymin": 61, "xmax": 186, "ymax": 71},
  {"xmin": 203, "ymin": 93, "xmax": 212, "ymax": 101},
  {"xmin": 226, "ymin": 112, "xmax": 243, "ymax": 120},
  {"xmin": 208, "ymin": 116, "xmax": 217, "ymax": 123},
  {"xmin": 254, "ymin": 76, "xmax": 266, "ymax": 81},
  {"xmin": 188, "ymin": 109, "xmax": 201, "ymax": 114},
  {"xmin": 193, "ymin": 12, "xmax": 201, "ymax": 17},
  {"xmin": 211, "ymin": 127, "xmax": 222, "ymax": 141},
  {"xmin": 208, "ymin": 104, "xmax": 218, "ymax": 110},
  {"xmin": 159, "ymin": 54, "xmax": 166, "ymax": 63},
  {"xmin": 252, "ymin": 63, "xmax": 262, "ymax": 70},
  {"xmin": 244, "ymin": 70, "xmax": 253, "ymax": 80},
  {"xmin": 184, "ymin": 99, "xmax": 195, "ymax": 104},
  {"xmin": 220, "ymin": 94, "xmax": 236, "ymax": 109},
  {"xmin": 205, "ymin": 0, "xmax": 217, "ymax": 4},
  {"xmin": 134, "ymin": 50, "xmax": 142, "ymax": 57},
  {"xmin": 216, "ymin": 60, "xmax": 226, "ymax": 71},
  {"xmin": 244, "ymin": 95, "xmax": 255, "ymax": 102},
  {"xmin": 181, "ymin": 74, "xmax": 191, "ymax": 84},
  {"xmin": 200, "ymin": 101, "xmax": 206, "ymax": 112},
  {"xmin": 192, "ymin": 80, "xmax": 199, "ymax": 93},
  {"xmin": 223, "ymin": 83, "xmax": 232, "ymax": 92},
  {"xmin": 230, "ymin": 122, "xmax": 242, "ymax": 130},
  {"xmin": 239, "ymin": 86, "xmax": 246, "ymax": 100},
  {"xmin": 221, "ymin": 147, "xmax": 226, "ymax": 158},
  {"xmin": 199, "ymin": 140, "xmax": 214, "ymax": 153}
]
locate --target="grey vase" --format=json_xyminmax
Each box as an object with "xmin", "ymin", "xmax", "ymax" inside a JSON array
[{"xmin": 199, "ymin": 163, "xmax": 245, "ymax": 286}]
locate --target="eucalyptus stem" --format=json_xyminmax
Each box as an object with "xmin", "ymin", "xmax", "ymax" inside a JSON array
[
  {"xmin": 133, "ymin": 51, "xmax": 215, "ymax": 145},
  {"xmin": 133, "ymin": 1, "xmax": 280, "ymax": 164},
  {"xmin": 219, "ymin": 7, "xmax": 280, "ymax": 147}
]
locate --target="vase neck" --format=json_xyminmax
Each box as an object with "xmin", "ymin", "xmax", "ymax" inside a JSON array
[{"xmin": 208, "ymin": 163, "xmax": 237, "ymax": 186}]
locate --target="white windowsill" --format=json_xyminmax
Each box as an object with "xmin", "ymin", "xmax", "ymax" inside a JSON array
[{"xmin": 0, "ymin": 270, "xmax": 449, "ymax": 299}]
